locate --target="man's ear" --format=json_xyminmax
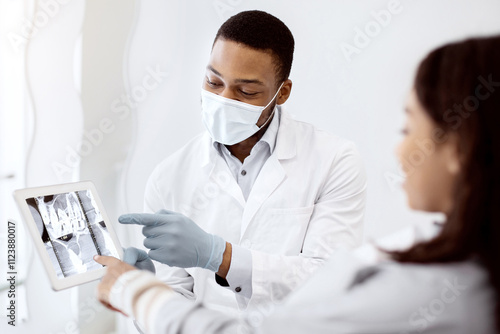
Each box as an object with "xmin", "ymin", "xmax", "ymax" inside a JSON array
[{"xmin": 277, "ymin": 79, "xmax": 292, "ymax": 105}]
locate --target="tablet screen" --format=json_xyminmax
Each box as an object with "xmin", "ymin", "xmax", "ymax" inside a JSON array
[{"xmin": 25, "ymin": 189, "xmax": 119, "ymax": 278}]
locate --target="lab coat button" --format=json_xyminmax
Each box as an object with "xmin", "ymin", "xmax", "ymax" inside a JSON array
[
  {"xmin": 235, "ymin": 287, "xmax": 242, "ymax": 293},
  {"xmin": 241, "ymin": 170, "xmax": 247, "ymax": 176}
]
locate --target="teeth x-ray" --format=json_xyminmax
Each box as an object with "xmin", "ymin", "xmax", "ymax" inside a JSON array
[{"xmin": 26, "ymin": 190, "xmax": 119, "ymax": 278}]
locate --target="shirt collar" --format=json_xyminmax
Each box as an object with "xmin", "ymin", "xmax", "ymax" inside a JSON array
[
  {"xmin": 212, "ymin": 107, "xmax": 281, "ymax": 156},
  {"xmin": 256, "ymin": 106, "xmax": 280, "ymax": 154}
]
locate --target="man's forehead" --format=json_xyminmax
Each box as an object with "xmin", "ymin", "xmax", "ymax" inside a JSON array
[{"xmin": 209, "ymin": 39, "xmax": 277, "ymax": 84}]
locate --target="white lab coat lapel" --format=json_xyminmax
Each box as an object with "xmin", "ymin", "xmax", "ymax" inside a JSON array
[
  {"xmin": 200, "ymin": 133, "xmax": 246, "ymax": 208},
  {"xmin": 240, "ymin": 110, "xmax": 297, "ymax": 238},
  {"xmin": 240, "ymin": 155, "xmax": 285, "ymax": 237}
]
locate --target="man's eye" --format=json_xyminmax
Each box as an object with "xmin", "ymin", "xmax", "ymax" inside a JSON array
[
  {"xmin": 400, "ymin": 128, "xmax": 409, "ymax": 136},
  {"xmin": 206, "ymin": 78, "xmax": 221, "ymax": 87},
  {"xmin": 240, "ymin": 90, "xmax": 258, "ymax": 96}
]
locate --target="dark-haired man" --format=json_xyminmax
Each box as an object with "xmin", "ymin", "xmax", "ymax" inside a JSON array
[{"xmin": 119, "ymin": 10, "xmax": 366, "ymax": 316}]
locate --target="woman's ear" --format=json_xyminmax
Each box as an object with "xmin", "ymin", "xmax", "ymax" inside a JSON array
[{"xmin": 443, "ymin": 133, "xmax": 461, "ymax": 175}]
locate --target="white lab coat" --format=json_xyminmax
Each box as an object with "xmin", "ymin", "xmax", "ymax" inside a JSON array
[{"xmin": 143, "ymin": 109, "xmax": 367, "ymax": 314}]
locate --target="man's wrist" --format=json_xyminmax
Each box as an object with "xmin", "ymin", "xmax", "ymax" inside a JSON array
[{"xmin": 216, "ymin": 242, "xmax": 232, "ymax": 278}]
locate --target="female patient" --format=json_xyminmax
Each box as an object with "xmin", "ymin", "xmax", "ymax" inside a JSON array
[{"xmin": 95, "ymin": 35, "xmax": 500, "ymax": 333}]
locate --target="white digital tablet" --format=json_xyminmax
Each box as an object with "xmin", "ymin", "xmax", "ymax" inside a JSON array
[{"xmin": 13, "ymin": 181, "xmax": 123, "ymax": 290}]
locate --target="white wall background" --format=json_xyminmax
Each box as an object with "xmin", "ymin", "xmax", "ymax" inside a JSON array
[
  {"xmin": 121, "ymin": 0, "xmax": 500, "ymax": 242},
  {"xmin": 1, "ymin": 0, "xmax": 500, "ymax": 333}
]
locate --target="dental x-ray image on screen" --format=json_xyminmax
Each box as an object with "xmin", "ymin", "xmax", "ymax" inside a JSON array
[{"xmin": 26, "ymin": 190, "xmax": 119, "ymax": 278}]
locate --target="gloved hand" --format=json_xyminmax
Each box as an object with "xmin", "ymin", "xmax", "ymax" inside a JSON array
[
  {"xmin": 122, "ymin": 247, "xmax": 156, "ymax": 274},
  {"xmin": 119, "ymin": 210, "xmax": 226, "ymax": 272}
]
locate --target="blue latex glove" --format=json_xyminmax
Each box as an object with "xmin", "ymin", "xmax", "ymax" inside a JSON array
[
  {"xmin": 119, "ymin": 210, "xmax": 226, "ymax": 272},
  {"xmin": 122, "ymin": 247, "xmax": 156, "ymax": 274}
]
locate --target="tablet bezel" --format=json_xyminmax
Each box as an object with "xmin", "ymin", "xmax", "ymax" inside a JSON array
[{"xmin": 13, "ymin": 181, "xmax": 123, "ymax": 291}]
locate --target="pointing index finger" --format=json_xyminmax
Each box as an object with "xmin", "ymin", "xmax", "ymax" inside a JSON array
[
  {"xmin": 118, "ymin": 213, "xmax": 164, "ymax": 226},
  {"xmin": 94, "ymin": 255, "xmax": 121, "ymax": 266}
]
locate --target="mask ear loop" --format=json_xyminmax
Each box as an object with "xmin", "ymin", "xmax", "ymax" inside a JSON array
[{"xmin": 258, "ymin": 81, "xmax": 285, "ymax": 129}]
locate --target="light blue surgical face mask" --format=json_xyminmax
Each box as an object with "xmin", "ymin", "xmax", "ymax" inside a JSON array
[{"xmin": 201, "ymin": 82, "xmax": 284, "ymax": 145}]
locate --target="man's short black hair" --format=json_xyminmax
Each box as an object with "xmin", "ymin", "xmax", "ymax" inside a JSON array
[{"xmin": 214, "ymin": 10, "xmax": 294, "ymax": 84}]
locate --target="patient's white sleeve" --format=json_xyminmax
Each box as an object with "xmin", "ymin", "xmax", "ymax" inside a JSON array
[{"xmin": 108, "ymin": 270, "xmax": 177, "ymax": 332}]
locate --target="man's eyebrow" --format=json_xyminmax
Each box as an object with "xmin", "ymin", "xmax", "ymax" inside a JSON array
[
  {"xmin": 207, "ymin": 65, "xmax": 265, "ymax": 86},
  {"xmin": 207, "ymin": 65, "xmax": 222, "ymax": 77},
  {"xmin": 234, "ymin": 78, "xmax": 265, "ymax": 85}
]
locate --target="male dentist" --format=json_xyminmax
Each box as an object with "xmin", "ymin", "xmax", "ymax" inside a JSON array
[{"xmin": 120, "ymin": 10, "xmax": 367, "ymax": 315}]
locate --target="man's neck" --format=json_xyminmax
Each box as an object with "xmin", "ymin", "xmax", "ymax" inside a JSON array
[{"xmin": 226, "ymin": 115, "xmax": 274, "ymax": 163}]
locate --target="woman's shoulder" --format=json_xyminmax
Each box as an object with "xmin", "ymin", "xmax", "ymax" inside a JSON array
[
  {"xmin": 367, "ymin": 260, "xmax": 495, "ymax": 333},
  {"xmin": 271, "ymin": 257, "xmax": 495, "ymax": 334},
  {"xmin": 382, "ymin": 258, "xmax": 488, "ymax": 284}
]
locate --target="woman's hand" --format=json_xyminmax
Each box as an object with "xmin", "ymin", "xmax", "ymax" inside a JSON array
[{"xmin": 94, "ymin": 254, "xmax": 137, "ymax": 315}]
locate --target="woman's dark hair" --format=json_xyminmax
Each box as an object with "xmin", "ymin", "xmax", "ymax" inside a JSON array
[{"xmin": 391, "ymin": 35, "xmax": 500, "ymax": 330}]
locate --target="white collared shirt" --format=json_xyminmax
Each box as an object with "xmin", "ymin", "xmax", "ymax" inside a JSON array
[
  {"xmin": 213, "ymin": 108, "xmax": 280, "ymax": 201},
  {"xmin": 210, "ymin": 109, "xmax": 280, "ymax": 300}
]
